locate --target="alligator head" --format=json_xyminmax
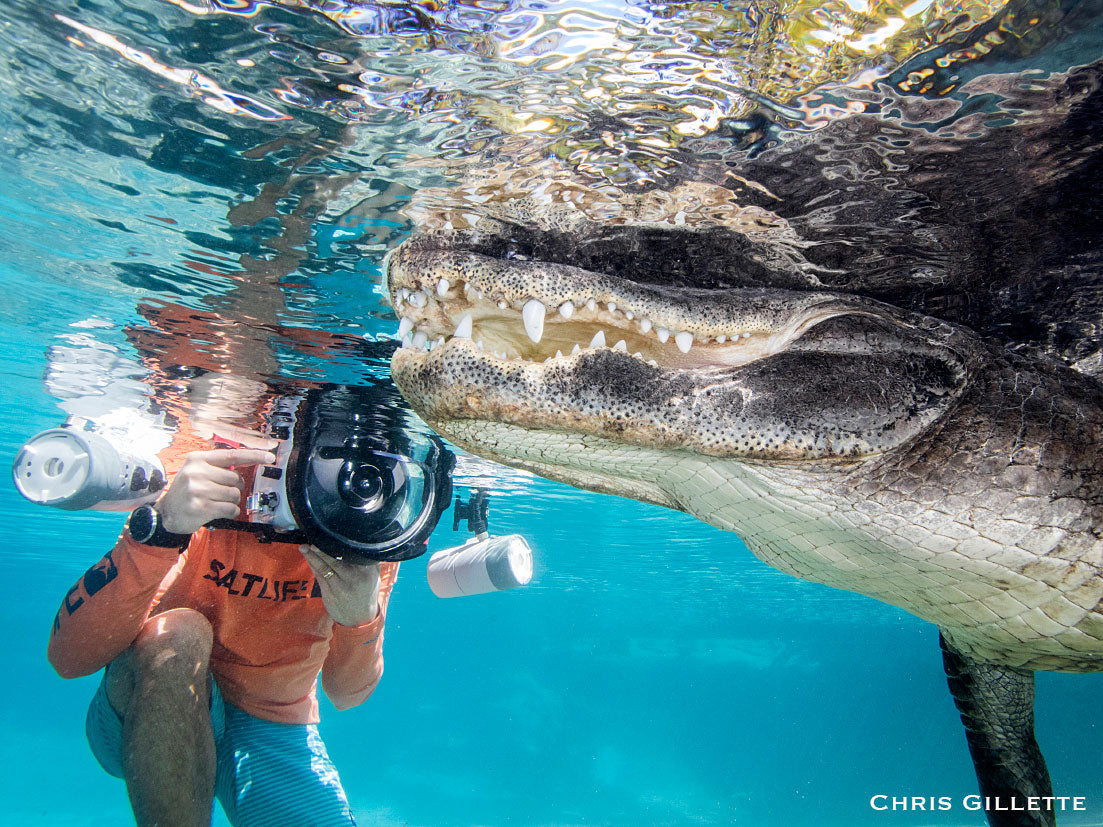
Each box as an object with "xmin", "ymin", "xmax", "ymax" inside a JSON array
[{"xmin": 384, "ymin": 65, "xmax": 1103, "ymax": 825}]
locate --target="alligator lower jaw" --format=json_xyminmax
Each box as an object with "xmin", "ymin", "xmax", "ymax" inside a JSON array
[
  {"xmin": 390, "ymin": 336, "xmax": 658, "ymax": 439},
  {"xmin": 390, "ymin": 329, "xmax": 886, "ymax": 465}
]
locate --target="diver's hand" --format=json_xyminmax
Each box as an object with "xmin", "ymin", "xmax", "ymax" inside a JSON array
[
  {"xmin": 156, "ymin": 448, "xmax": 276, "ymax": 535},
  {"xmin": 301, "ymin": 545, "xmax": 381, "ymax": 627}
]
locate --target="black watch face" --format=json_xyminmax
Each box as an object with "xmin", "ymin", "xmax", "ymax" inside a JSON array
[{"xmin": 129, "ymin": 505, "xmax": 156, "ymax": 542}]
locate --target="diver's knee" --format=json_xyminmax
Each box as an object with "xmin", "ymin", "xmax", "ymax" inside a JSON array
[
  {"xmin": 105, "ymin": 610, "xmax": 213, "ymax": 717},
  {"xmin": 129, "ymin": 609, "xmax": 213, "ymax": 683},
  {"xmin": 135, "ymin": 608, "xmax": 213, "ymax": 653},
  {"xmin": 105, "ymin": 608, "xmax": 212, "ymax": 718}
]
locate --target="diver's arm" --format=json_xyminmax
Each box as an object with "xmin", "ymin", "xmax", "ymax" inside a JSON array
[
  {"xmin": 319, "ymin": 562, "xmax": 399, "ymax": 710},
  {"xmin": 47, "ymin": 447, "xmax": 272, "ymax": 679},
  {"xmin": 47, "ymin": 532, "xmax": 184, "ymax": 679}
]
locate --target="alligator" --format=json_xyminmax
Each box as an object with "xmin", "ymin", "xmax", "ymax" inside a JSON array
[{"xmin": 382, "ymin": 63, "xmax": 1102, "ymax": 826}]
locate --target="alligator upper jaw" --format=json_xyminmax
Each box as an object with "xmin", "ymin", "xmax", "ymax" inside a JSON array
[{"xmin": 384, "ymin": 240, "xmax": 868, "ymax": 372}]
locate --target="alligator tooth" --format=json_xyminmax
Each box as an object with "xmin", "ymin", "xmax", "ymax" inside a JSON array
[
  {"xmin": 464, "ymin": 283, "xmax": 476, "ymax": 297},
  {"xmin": 556, "ymin": 350, "xmax": 563, "ymax": 359},
  {"xmin": 497, "ymin": 300, "xmax": 508, "ymax": 310},
  {"xmin": 434, "ymin": 336, "xmax": 445, "ymax": 349},
  {"xmin": 648, "ymin": 359, "xmax": 658, "ymax": 367},
  {"xmin": 436, "ymin": 278, "xmax": 450, "ymax": 297},
  {"xmin": 614, "ymin": 339, "xmax": 627, "ymax": 351},
  {"xmin": 476, "ymin": 339, "xmax": 485, "ymax": 350},
  {"xmin": 639, "ymin": 318, "xmax": 653, "ymax": 334},
  {"xmin": 586, "ymin": 299, "xmax": 596, "ymax": 312},
  {"xmin": 743, "ymin": 332, "xmax": 752, "ymax": 339},
  {"xmin": 716, "ymin": 334, "xmax": 727, "ymax": 343},
  {"xmin": 475, "ymin": 289, "xmax": 483, "ymax": 300},
  {"xmin": 571, "ymin": 344, "xmax": 581, "ymax": 355},
  {"xmin": 401, "ymin": 334, "xmax": 414, "ymax": 349},
  {"xmin": 656, "ymin": 327, "xmax": 671, "ymax": 343},
  {"xmin": 624, "ymin": 310, "xmax": 634, "ymax": 321},
  {"xmin": 397, "ymin": 288, "xmax": 410, "ymax": 302},
  {"xmin": 675, "ymin": 331, "xmax": 693, "ymax": 353},
  {"xmin": 413, "ymin": 331, "xmax": 428, "ymax": 349},
  {"xmin": 522, "ymin": 299, "xmax": 546, "ymax": 343},
  {"xmin": 397, "ymin": 317, "xmax": 414, "ymax": 338},
  {"xmin": 409, "ymin": 291, "xmax": 428, "ymax": 309},
  {"xmin": 589, "ymin": 330, "xmax": 606, "ymax": 349},
  {"xmin": 633, "ymin": 351, "xmax": 643, "ymax": 359},
  {"xmin": 558, "ymin": 300, "xmax": 575, "ymax": 319},
  {"xmin": 608, "ymin": 302, "xmax": 617, "ymax": 313},
  {"xmin": 454, "ymin": 313, "xmax": 473, "ymax": 340}
]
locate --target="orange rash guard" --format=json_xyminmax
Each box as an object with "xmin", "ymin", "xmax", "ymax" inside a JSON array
[{"xmin": 48, "ymin": 527, "xmax": 399, "ymax": 725}]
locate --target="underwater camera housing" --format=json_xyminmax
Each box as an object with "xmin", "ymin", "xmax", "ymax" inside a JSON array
[
  {"xmin": 211, "ymin": 388, "xmax": 455, "ymax": 563},
  {"xmin": 226, "ymin": 393, "xmax": 534, "ymax": 585}
]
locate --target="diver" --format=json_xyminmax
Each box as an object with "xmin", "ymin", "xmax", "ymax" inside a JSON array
[{"xmin": 42, "ymin": 381, "xmax": 461, "ymax": 827}]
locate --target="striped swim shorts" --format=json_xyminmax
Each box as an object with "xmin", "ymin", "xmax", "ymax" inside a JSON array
[{"xmin": 85, "ymin": 669, "xmax": 357, "ymax": 826}]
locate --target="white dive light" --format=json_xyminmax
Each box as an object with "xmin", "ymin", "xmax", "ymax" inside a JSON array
[
  {"xmin": 426, "ymin": 489, "xmax": 534, "ymax": 598},
  {"xmin": 427, "ymin": 533, "xmax": 534, "ymax": 598},
  {"xmin": 13, "ymin": 423, "xmax": 166, "ymax": 511}
]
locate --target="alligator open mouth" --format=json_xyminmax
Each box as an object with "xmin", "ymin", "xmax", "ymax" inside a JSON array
[
  {"xmin": 384, "ymin": 231, "xmax": 860, "ymax": 373},
  {"xmin": 383, "ymin": 224, "xmax": 968, "ymax": 465}
]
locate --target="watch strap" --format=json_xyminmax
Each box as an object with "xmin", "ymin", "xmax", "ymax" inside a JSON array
[{"xmin": 129, "ymin": 504, "xmax": 192, "ymax": 549}]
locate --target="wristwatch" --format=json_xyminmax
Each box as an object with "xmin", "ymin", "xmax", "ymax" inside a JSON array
[{"xmin": 128, "ymin": 504, "xmax": 192, "ymax": 549}]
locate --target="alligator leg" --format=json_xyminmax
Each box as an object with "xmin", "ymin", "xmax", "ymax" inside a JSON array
[{"xmin": 940, "ymin": 632, "xmax": 1055, "ymax": 827}]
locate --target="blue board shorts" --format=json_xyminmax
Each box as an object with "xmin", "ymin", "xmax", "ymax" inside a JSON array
[{"xmin": 85, "ymin": 670, "xmax": 356, "ymax": 826}]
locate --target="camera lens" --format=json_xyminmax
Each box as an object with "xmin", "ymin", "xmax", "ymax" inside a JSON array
[{"xmin": 337, "ymin": 461, "xmax": 385, "ymax": 509}]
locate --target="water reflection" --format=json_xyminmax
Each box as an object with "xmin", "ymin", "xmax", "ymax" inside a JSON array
[{"xmin": 10, "ymin": 0, "xmax": 1091, "ymax": 194}]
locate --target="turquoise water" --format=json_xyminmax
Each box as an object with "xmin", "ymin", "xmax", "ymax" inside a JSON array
[{"xmin": 3, "ymin": 1, "xmax": 1103, "ymax": 825}]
